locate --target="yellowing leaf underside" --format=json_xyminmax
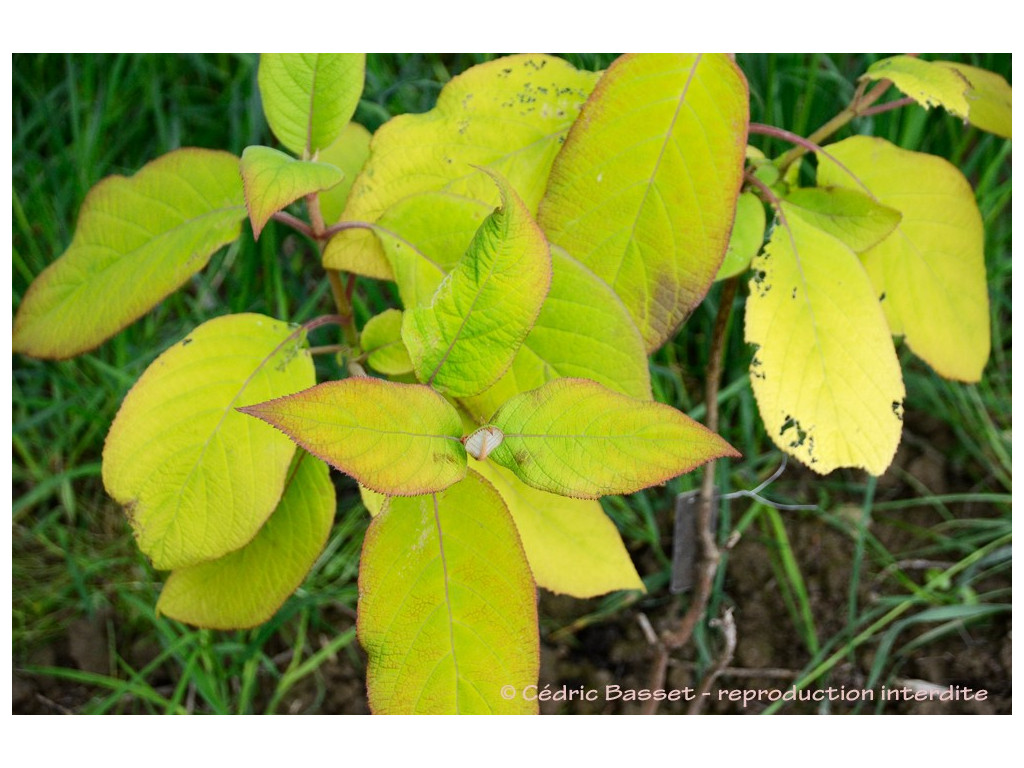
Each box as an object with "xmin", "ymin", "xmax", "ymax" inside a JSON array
[
  {"xmin": 377, "ymin": 192, "xmax": 492, "ymax": 307},
  {"xmin": 102, "ymin": 313, "xmax": 315, "ymax": 570},
  {"xmin": 318, "ymin": 122, "xmax": 373, "ymax": 225},
  {"xmin": 865, "ymin": 56, "xmax": 1011, "ymax": 139},
  {"xmin": 361, "ymin": 309, "xmax": 414, "ymax": 376},
  {"xmin": 782, "ymin": 186, "xmax": 900, "ymax": 253},
  {"xmin": 157, "ymin": 453, "xmax": 335, "ymax": 629}
]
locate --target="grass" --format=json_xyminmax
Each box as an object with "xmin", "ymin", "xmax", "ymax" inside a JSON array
[{"xmin": 12, "ymin": 53, "xmax": 1011, "ymax": 714}]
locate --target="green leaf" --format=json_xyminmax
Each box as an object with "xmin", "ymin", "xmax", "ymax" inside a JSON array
[
  {"xmin": 539, "ymin": 53, "xmax": 749, "ymax": 351},
  {"xmin": 489, "ymin": 378, "xmax": 738, "ymax": 498},
  {"xmin": 240, "ymin": 145, "xmax": 344, "ymax": 238},
  {"xmin": 13, "ymin": 149, "xmax": 246, "ymax": 360},
  {"xmin": 783, "ymin": 186, "xmax": 901, "ymax": 253},
  {"xmin": 470, "ymin": 458, "xmax": 644, "ymax": 598},
  {"xmin": 239, "ymin": 378, "xmax": 467, "ymax": 496},
  {"xmin": 258, "ymin": 53, "xmax": 365, "ymax": 157},
  {"xmin": 359, "ymin": 484, "xmax": 387, "ymax": 517},
  {"xmin": 818, "ymin": 136, "xmax": 989, "ymax": 382},
  {"xmin": 373, "ymin": 203, "xmax": 650, "ymax": 418},
  {"xmin": 317, "ymin": 122, "xmax": 373, "ymax": 225},
  {"xmin": 358, "ymin": 471, "xmax": 538, "ymax": 714},
  {"xmin": 933, "ymin": 61, "xmax": 1012, "ymax": 139},
  {"xmin": 361, "ymin": 309, "xmax": 413, "ymax": 376},
  {"xmin": 460, "ymin": 246, "xmax": 652, "ymax": 420},
  {"xmin": 716, "ymin": 191, "xmax": 766, "ymax": 280},
  {"xmin": 102, "ymin": 313, "xmax": 315, "ymax": 570},
  {"xmin": 864, "ymin": 56, "xmax": 971, "ymax": 117},
  {"xmin": 323, "ymin": 54, "xmax": 600, "ymax": 279},
  {"xmin": 745, "ymin": 208, "xmax": 905, "ymax": 475},
  {"xmin": 156, "ymin": 453, "xmax": 334, "ymax": 629},
  {"xmin": 402, "ymin": 170, "xmax": 551, "ymax": 398},
  {"xmin": 377, "ymin": 193, "xmax": 491, "ymax": 308}
]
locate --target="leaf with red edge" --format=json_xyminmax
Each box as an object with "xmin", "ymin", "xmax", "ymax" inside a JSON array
[{"xmin": 239, "ymin": 378, "xmax": 467, "ymax": 496}]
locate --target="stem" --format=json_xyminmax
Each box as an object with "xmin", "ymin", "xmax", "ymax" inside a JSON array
[
  {"xmin": 323, "ymin": 219, "xmax": 378, "ymax": 239},
  {"xmin": 776, "ymin": 78, "xmax": 895, "ymax": 173},
  {"xmin": 748, "ymin": 124, "xmax": 874, "ymax": 197},
  {"xmin": 305, "ymin": 192, "xmax": 327, "ymax": 239},
  {"xmin": 327, "ymin": 270, "xmax": 360, "ymax": 352},
  {"xmin": 859, "ymin": 96, "xmax": 915, "ymax": 118},
  {"xmin": 749, "ymin": 123, "xmax": 829, "ymax": 159},
  {"xmin": 345, "ymin": 273, "xmax": 357, "ymax": 305},
  {"xmin": 686, "ymin": 608, "xmax": 737, "ymax": 715},
  {"xmin": 271, "ymin": 210, "xmax": 314, "ymax": 239},
  {"xmin": 668, "ymin": 276, "xmax": 737, "ymax": 642},
  {"xmin": 305, "ymin": 193, "xmax": 361, "ymax": 360},
  {"xmin": 302, "ymin": 314, "xmax": 345, "ymax": 334},
  {"xmin": 307, "ymin": 344, "xmax": 348, "ymax": 356},
  {"xmin": 643, "ymin": 276, "xmax": 739, "ymax": 714},
  {"xmin": 744, "ymin": 170, "xmax": 785, "ymax": 218}
]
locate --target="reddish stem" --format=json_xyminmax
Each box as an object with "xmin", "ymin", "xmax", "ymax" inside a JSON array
[
  {"xmin": 859, "ymin": 96, "xmax": 916, "ymax": 118},
  {"xmin": 746, "ymin": 127, "xmax": 874, "ymax": 198},
  {"xmin": 271, "ymin": 210, "xmax": 315, "ymax": 239}
]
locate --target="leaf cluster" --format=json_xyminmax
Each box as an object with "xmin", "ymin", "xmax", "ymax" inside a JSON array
[{"xmin": 13, "ymin": 52, "xmax": 1010, "ymax": 715}]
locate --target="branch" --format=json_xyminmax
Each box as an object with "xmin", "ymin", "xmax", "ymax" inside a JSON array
[
  {"xmin": 271, "ymin": 210, "xmax": 314, "ymax": 239},
  {"xmin": 303, "ymin": 193, "xmax": 362, "ymax": 362},
  {"xmin": 687, "ymin": 607, "xmax": 737, "ymax": 715},
  {"xmin": 747, "ymin": 124, "xmax": 875, "ymax": 197},
  {"xmin": 326, "ymin": 270, "xmax": 360, "ymax": 355},
  {"xmin": 302, "ymin": 314, "xmax": 345, "ymax": 334},
  {"xmin": 859, "ymin": 96, "xmax": 915, "ymax": 118},
  {"xmin": 776, "ymin": 77, "xmax": 897, "ymax": 173},
  {"xmin": 664, "ymin": 276, "xmax": 737, "ymax": 648},
  {"xmin": 642, "ymin": 276, "xmax": 739, "ymax": 714},
  {"xmin": 322, "ymin": 219, "xmax": 378, "ymax": 239}
]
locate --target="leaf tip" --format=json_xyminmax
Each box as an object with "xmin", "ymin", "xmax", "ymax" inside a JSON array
[{"xmin": 236, "ymin": 402, "xmax": 270, "ymax": 422}]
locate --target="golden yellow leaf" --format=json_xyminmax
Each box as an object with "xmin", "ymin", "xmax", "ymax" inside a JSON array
[
  {"xmin": 819, "ymin": 136, "xmax": 989, "ymax": 382},
  {"xmin": 745, "ymin": 209, "xmax": 905, "ymax": 475}
]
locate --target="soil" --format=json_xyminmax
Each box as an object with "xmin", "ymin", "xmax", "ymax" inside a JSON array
[{"xmin": 13, "ymin": 409, "xmax": 1011, "ymax": 715}]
